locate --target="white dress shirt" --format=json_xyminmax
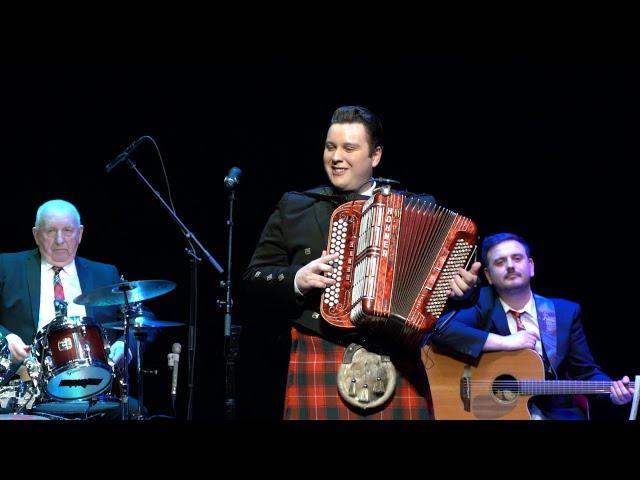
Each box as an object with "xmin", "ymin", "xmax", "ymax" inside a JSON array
[
  {"xmin": 498, "ymin": 294, "xmax": 543, "ymax": 356},
  {"xmin": 38, "ymin": 260, "xmax": 87, "ymax": 332}
]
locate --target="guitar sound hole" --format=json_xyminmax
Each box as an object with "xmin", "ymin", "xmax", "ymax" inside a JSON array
[{"xmin": 492, "ymin": 374, "xmax": 518, "ymax": 403}]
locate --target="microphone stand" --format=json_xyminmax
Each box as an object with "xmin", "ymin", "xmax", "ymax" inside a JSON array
[
  {"xmin": 124, "ymin": 158, "xmax": 224, "ymax": 420},
  {"xmin": 186, "ymin": 247, "xmax": 198, "ymax": 420},
  {"xmin": 220, "ymin": 184, "xmax": 240, "ymax": 420}
]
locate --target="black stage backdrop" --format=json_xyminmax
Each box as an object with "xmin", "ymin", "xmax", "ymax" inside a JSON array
[{"xmin": 2, "ymin": 60, "xmax": 638, "ymax": 420}]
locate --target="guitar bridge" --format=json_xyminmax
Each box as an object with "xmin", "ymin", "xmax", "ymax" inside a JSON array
[{"xmin": 460, "ymin": 365, "xmax": 471, "ymax": 412}]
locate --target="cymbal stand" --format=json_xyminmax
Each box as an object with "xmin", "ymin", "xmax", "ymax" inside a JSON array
[
  {"xmin": 133, "ymin": 329, "xmax": 148, "ymax": 420},
  {"xmin": 123, "ymin": 302, "xmax": 148, "ymax": 420},
  {"xmin": 118, "ymin": 286, "xmax": 132, "ymax": 421}
]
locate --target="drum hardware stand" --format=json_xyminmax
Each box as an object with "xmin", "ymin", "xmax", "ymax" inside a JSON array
[
  {"xmin": 117, "ymin": 283, "xmax": 133, "ymax": 421},
  {"xmin": 116, "ymin": 291, "xmax": 150, "ymax": 421},
  {"xmin": 133, "ymin": 329, "xmax": 148, "ymax": 420},
  {"xmin": 119, "ymin": 151, "xmax": 225, "ymax": 421},
  {"xmin": 54, "ymin": 299, "xmax": 68, "ymax": 320},
  {"xmin": 119, "ymin": 301, "xmax": 151, "ymax": 420}
]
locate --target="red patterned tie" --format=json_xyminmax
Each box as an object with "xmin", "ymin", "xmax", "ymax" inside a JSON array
[
  {"xmin": 52, "ymin": 266, "xmax": 65, "ymax": 311},
  {"xmin": 509, "ymin": 309, "xmax": 526, "ymax": 331}
]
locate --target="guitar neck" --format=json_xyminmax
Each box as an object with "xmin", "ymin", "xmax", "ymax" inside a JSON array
[{"xmin": 517, "ymin": 381, "xmax": 636, "ymax": 396}]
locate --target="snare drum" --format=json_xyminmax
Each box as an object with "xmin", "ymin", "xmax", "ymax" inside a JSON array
[{"xmin": 33, "ymin": 316, "xmax": 113, "ymax": 400}]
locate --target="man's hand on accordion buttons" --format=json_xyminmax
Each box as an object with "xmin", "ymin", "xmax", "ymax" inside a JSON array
[
  {"xmin": 449, "ymin": 261, "xmax": 482, "ymax": 299},
  {"xmin": 295, "ymin": 251, "xmax": 339, "ymax": 295}
]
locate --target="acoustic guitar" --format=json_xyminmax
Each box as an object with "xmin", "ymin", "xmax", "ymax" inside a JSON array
[{"xmin": 421, "ymin": 346, "xmax": 634, "ymax": 419}]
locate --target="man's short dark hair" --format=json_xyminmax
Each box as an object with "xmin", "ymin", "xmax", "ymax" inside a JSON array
[
  {"xmin": 331, "ymin": 105, "xmax": 384, "ymax": 154},
  {"xmin": 481, "ymin": 232, "xmax": 531, "ymax": 265}
]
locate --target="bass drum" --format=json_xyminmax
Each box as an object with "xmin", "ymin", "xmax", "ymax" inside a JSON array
[
  {"xmin": 0, "ymin": 414, "xmax": 50, "ymax": 420},
  {"xmin": 31, "ymin": 396, "xmax": 121, "ymax": 420}
]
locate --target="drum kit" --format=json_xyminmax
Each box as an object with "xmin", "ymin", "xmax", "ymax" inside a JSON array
[{"xmin": 1, "ymin": 279, "xmax": 182, "ymax": 420}]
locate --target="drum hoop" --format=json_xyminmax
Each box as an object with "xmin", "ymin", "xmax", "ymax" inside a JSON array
[
  {"xmin": 45, "ymin": 360, "xmax": 113, "ymax": 379},
  {"xmin": 45, "ymin": 366, "xmax": 113, "ymax": 401},
  {"xmin": 37, "ymin": 316, "xmax": 101, "ymax": 336}
]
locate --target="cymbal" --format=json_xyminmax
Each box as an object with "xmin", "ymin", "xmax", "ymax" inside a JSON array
[
  {"xmin": 102, "ymin": 317, "xmax": 185, "ymax": 331},
  {"xmin": 73, "ymin": 280, "xmax": 176, "ymax": 307}
]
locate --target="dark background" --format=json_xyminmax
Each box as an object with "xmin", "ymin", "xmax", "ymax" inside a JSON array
[{"xmin": 2, "ymin": 60, "xmax": 638, "ymax": 420}]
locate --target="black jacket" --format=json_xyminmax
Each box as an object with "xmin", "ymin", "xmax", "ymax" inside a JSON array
[
  {"xmin": 0, "ymin": 249, "xmax": 120, "ymax": 344},
  {"xmin": 243, "ymin": 185, "xmax": 440, "ymax": 349}
]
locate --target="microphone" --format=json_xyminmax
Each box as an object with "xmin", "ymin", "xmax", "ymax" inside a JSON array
[
  {"xmin": 372, "ymin": 177, "xmax": 402, "ymax": 186},
  {"xmin": 168, "ymin": 342, "xmax": 181, "ymax": 399},
  {"xmin": 223, "ymin": 167, "xmax": 242, "ymax": 189},
  {"xmin": 105, "ymin": 136, "xmax": 148, "ymax": 173}
]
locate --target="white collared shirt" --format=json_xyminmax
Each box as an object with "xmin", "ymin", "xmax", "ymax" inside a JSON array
[
  {"xmin": 499, "ymin": 294, "xmax": 543, "ymax": 356},
  {"xmin": 38, "ymin": 260, "xmax": 87, "ymax": 332},
  {"xmin": 361, "ymin": 182, "xmax": 376, "ymax": 197}
]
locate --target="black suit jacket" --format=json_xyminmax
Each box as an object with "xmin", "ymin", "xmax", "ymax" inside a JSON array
[
  {"xmin": 0, "ymin": 249, "xmax": 121, "ymax": 344},
  {"xmin": 243, "ymin": 185, "xmax": 436, "ymax": 347}
]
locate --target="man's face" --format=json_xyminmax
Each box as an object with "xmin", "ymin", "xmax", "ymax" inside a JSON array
[
  {"xmin": 323, "ymin": 122, "xmax": 381, "ymax": 192},
  {"xmin": 484, "ymin": 240, "xmax": 534, "ymax": 294},
  {"xmin": 32, "ymin": 208, "xmax": 84, "ymax": 267}
]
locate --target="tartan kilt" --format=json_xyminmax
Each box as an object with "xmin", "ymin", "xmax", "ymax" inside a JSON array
[{"xmin": 284, "ymin": 326, "xmax": 433, "ymax": 420}]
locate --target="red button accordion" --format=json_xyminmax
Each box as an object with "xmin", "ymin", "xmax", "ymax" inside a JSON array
[{"xmin": 320, "ymin": 187, "xmax": 477, "ymax": 346}]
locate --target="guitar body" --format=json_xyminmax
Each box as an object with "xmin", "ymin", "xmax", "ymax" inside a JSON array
[{"xmin": 421, "ymin": 346, "xmax": 545, "ymax": 420}]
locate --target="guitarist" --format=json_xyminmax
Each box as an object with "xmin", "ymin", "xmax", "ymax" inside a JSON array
[{"xmin": 431, "ymin": 232, "xmax": 633, "ymax": 419}]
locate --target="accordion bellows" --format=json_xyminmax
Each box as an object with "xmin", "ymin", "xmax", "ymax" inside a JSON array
[{"xmin": 321, "ymin": 189, "xmax": 477, "ymax": 345}]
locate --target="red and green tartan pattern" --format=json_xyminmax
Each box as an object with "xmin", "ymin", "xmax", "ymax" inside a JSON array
[{"xmin": 284, "ymin": 327, "xmax": 433, "ymax": 420}]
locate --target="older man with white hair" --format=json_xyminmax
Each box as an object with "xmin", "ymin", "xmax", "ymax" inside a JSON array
[{"xmin": 0, "ymin": 199, "xmax": 135, "ymax": 418}]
